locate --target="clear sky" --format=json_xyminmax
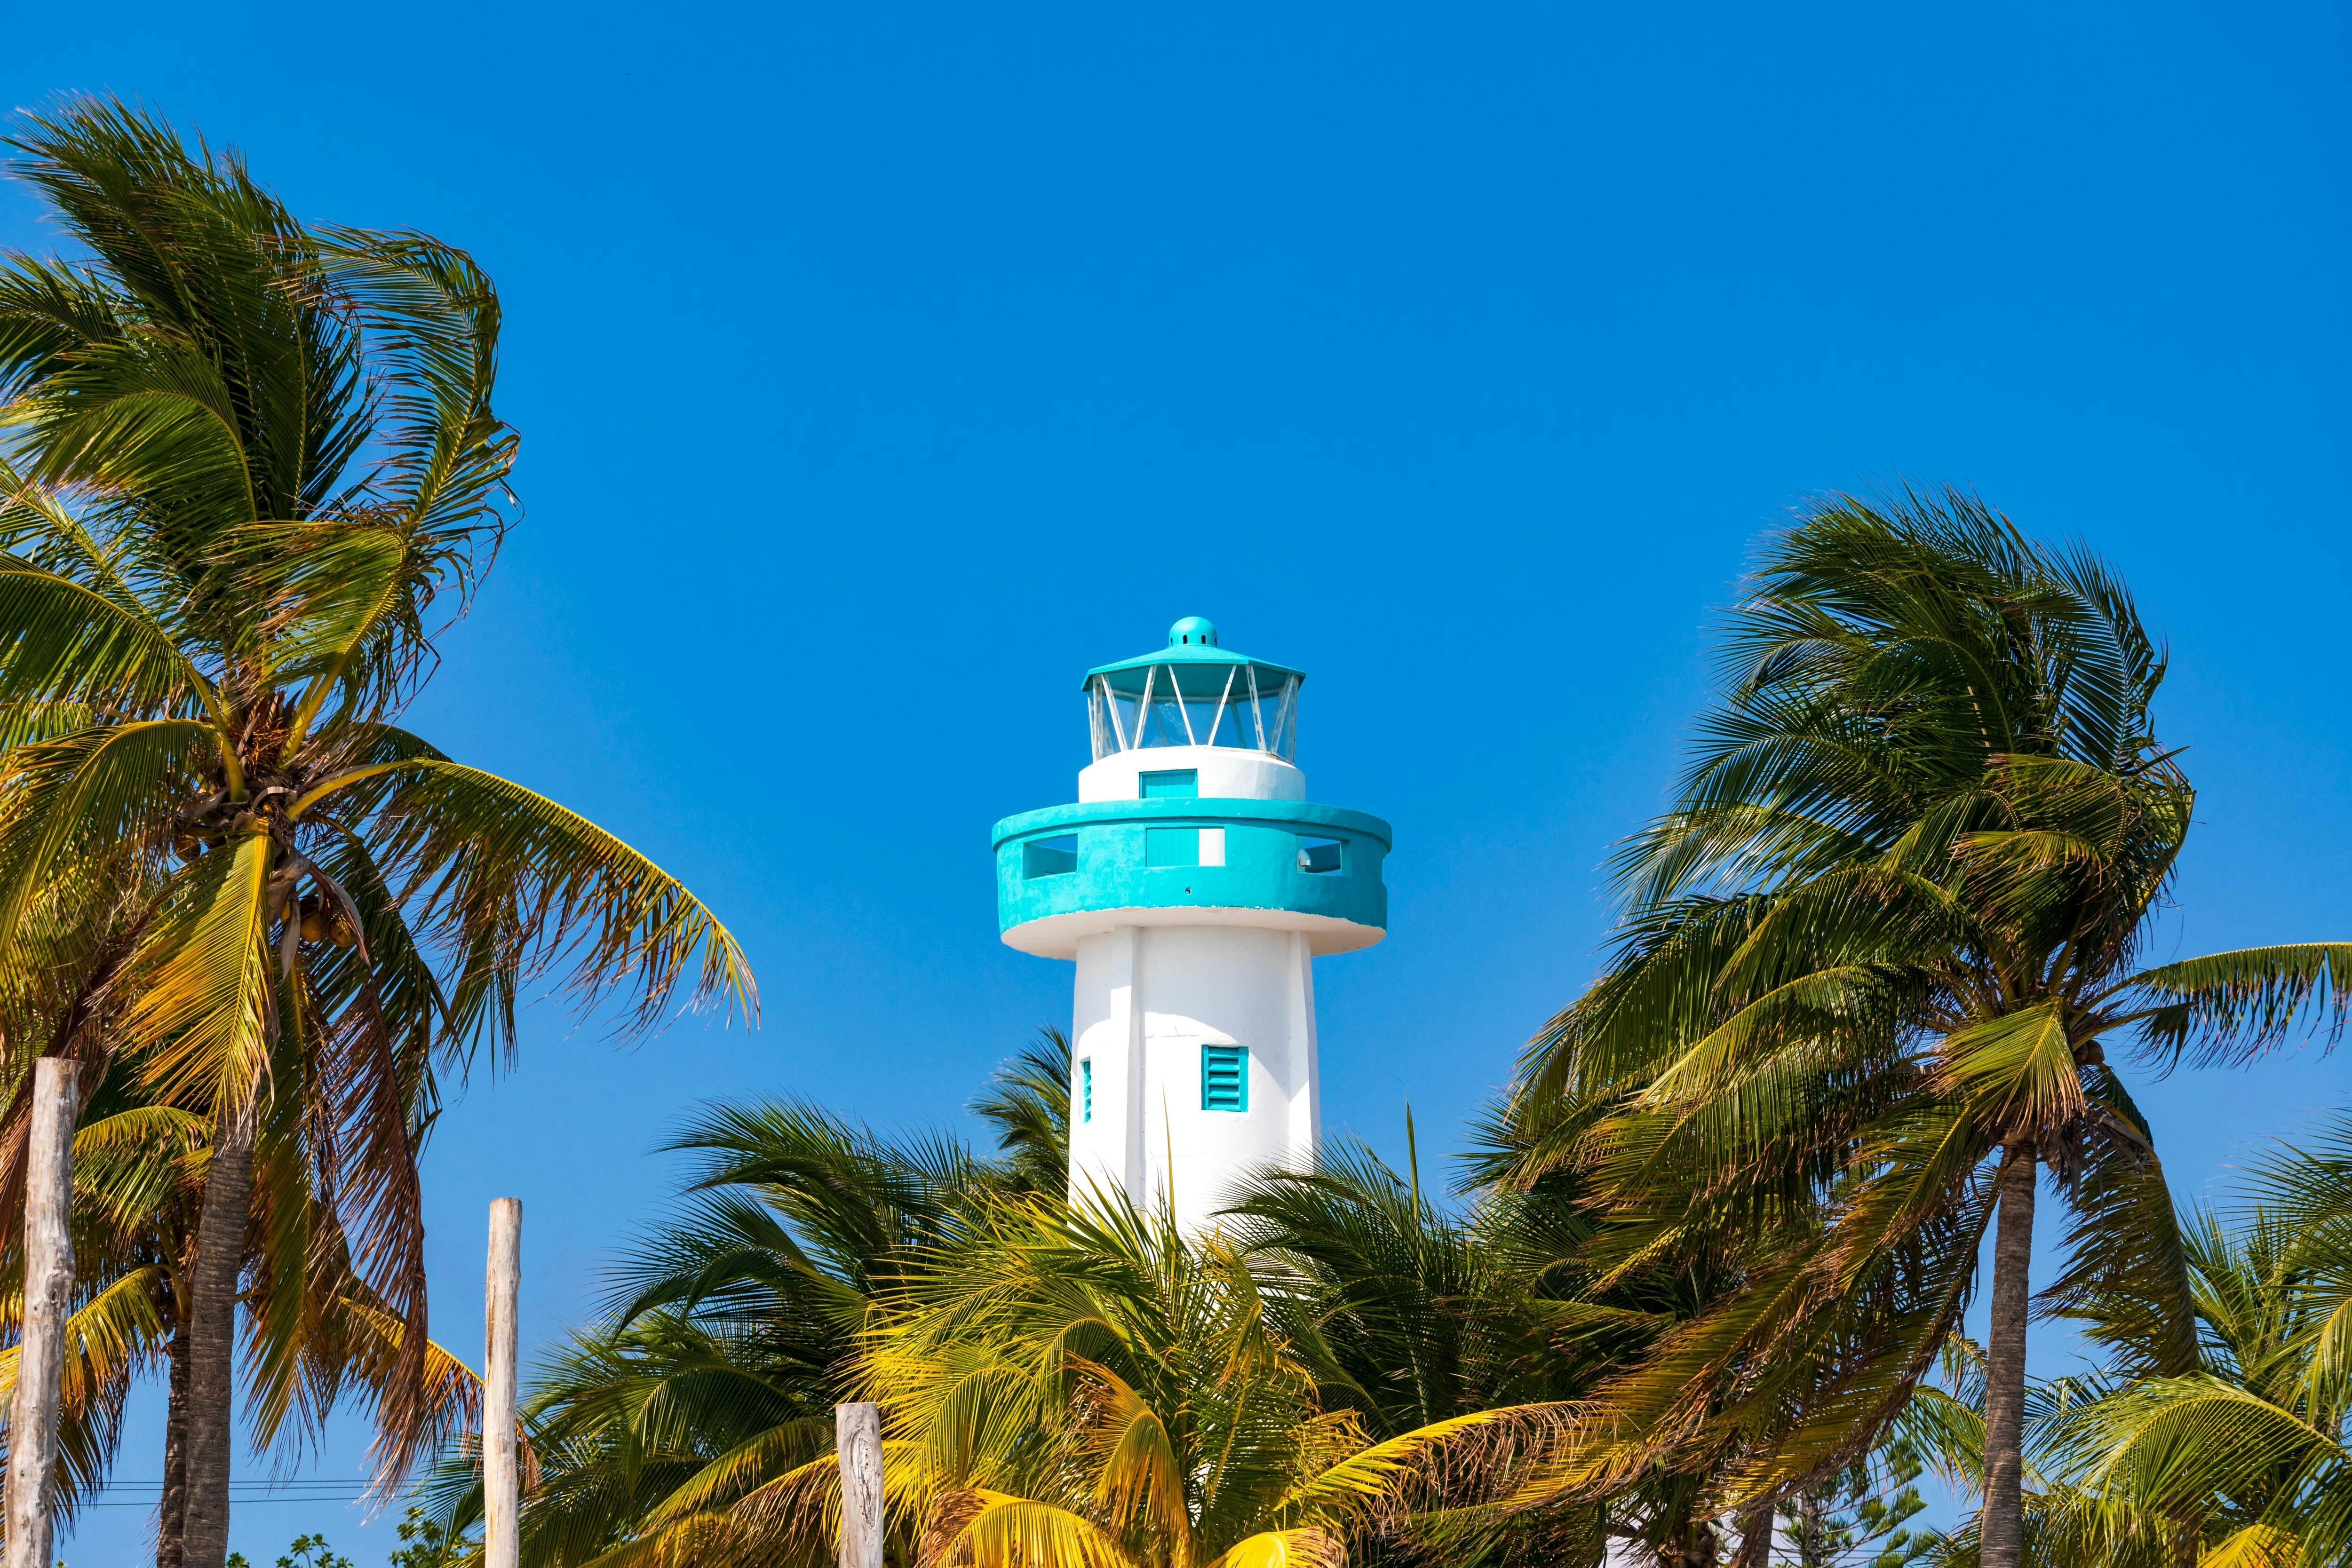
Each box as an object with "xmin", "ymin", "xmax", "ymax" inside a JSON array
[{"xmin": 7, "ymin": 2, "xmax": 2350, "ymax": 1560}]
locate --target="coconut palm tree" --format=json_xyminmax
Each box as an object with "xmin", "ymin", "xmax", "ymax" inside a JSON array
[
  {"xmin": 411, "ymin": 1037, "xmax": 1071, "ymax": 1565},
  {"xmin": 2010, "ymin": 1115, "xmax": 2352, "ymax": 1565},
  {"xmin": 849, "ymin": 1193, "xmax": 1569, "ymax": 1568},
  {"xmin": 1228, "ymin": 1131, "xmax": 1678, "ymax": 1563},
  {"xmin": 422, "ymin": 1038, "xmax": 1595, "ymax": 1568},
  {"xmin": 1514, "ymin": 491, "xmax": 2351, "ymax": 1568},
  {"xmin": 438, "ymin": 1038, "xmax": 1956, "ymax": 1568},
  {"xmin": 0, "ymin": 1047, "xmax": 482, "ymax": 1551},
  {"xmin": 1464, "ymin": 1087, "xmax": 1918, "ymax": 1568},
  {"xmin": 0, "ymin": 854, "xmax": 483, "ymax": 1562},
  {"xmin": 1232, "ymin": 1134, "xmax": 1552, "ymax": 1437},
  {"xmin": 0, "ymin": 97, "xmax": 750, "ymax": 1568},
  {"xmin": 967, "ymin": 1028, "xmax": 1073, "ymax": 1200}
]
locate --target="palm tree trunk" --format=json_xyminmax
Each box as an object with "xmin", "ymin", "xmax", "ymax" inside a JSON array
[
  {"xmin": 180, "ymin": 1104, "xmax": 254, "ymax": 1568},
  {"xmin": 1980, "ymin": 1143, "xmax": 2037, "ymax": 1568},
  {"xmin": 1732, "ymin": 1504, "xmax": 1773, "ymax": 1567},
  {"xmin": 155, "ymin": 1308, "xmax": 190, "ymax": 1568}
]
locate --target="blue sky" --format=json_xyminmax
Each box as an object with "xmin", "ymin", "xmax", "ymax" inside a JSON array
[{"xmin": 7, "ymin": 1, "xmax": 2351, "ymax": 1559}]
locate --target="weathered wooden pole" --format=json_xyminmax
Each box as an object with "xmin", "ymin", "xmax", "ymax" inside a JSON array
[
  {"xmin": 5, "ymin": 1059, "xmax": 77, "ymax": 1568},
  {"xmin": 485, "ymin": 1198, "xmax": 521, "ymax": 1568},
  {"xmin": 835, "ymin": 1401, "xmax": 884, "ymax": 1568}
]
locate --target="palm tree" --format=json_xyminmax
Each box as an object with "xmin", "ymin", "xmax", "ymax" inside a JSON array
[
  {"xmin": 0, "ymin": 854, "xmax": 481, "ymax": 1559},
  {"xmin": 414, "ymin": 1037, "xmax": 1072, "ymax": 1564},
  {"xmin": 0, "ymin": 97, "xmax": 750, "ymax": 1568},
  {"xmin": 967, "ymin": 1028, "xmax": 1073, "ymax": 1200},
  {"xmin": 0, "ymin": 1049, "xmax": 481, "ymax": 1547},
  {"xmin": 1234, "ymin": 1135, "xmax": 1541, "ymax": 1436},
  {"xmin": 447, "ymin": 1037, "xmax": 1951, "ymax": 1568},
  {"xmin": 852, "ymin": 1193, "xmax": 1568, "ymax": 1568},
  {"xmin": 1464, "ymin": 1089, "xmax": 1894, "ymax": 1567},
  {"xmin": 1247, "ymin": 1115, "xmax": 1947, "ymax": 1567},
  {"xmin": 1229, "ymin": 1133, "xmax": 1655, "ymax": 1563},
  {"xmin": 428, "ymin": 1040, "xmax": 1592, "ymax": 1568},
  {"xmin": 1514, "ymin": 491, "xmax": 2350, "ymax": 1568},
  {"xmin": 2012, "ymin": 1114, "xmax": 2352, "ymax": 1564}
]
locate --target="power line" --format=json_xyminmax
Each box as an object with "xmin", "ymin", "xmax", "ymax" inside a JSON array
[
  {"xmin": 82, "ymin": 1480, "xmax": 379, "ymax": 1488},
  {"xmin": 72, "ymin": 1481, "xmax": 384, "ymax": 1507},
  {"xmin": 77, "ymin": 1497, "xmax": 375, "ymax": 1507}
]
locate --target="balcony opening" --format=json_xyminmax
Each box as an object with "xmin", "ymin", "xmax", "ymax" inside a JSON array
[
  {"xmin": 1023, "ymin": 835, "xmax": 1078, "ymax": 879},
  {"xmin": 1297, "ymin": 836, "xmax": 1344, "ymax": 875}
]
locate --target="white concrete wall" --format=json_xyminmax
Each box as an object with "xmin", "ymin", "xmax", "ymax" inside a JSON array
[
  {"xmin": 1069, "ymin": 927, "xmax": 1143, "ymax": 1209},
  {"xmin": 1078, "ymin": 744, "xmax": 1305, "ymax": 803},
  {"xmin": 1067, "ymin": 924, "xmax": 1319, "ymax": 1235}
]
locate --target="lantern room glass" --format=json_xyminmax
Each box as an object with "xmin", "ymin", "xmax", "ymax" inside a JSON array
[{"xmin": 1087, "ymin": 663, "xmax": 1299, "ymax": 761}]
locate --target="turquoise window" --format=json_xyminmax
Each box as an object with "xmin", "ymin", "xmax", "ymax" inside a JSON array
[
  {"xmin": 1081, "ymin": 1058, "xmax": 1092, "ymax": 1123},
  {"xmin": 1140, "ymin": 769, "xmax": 1199, "ymax": 799},
  {"xmin": 1146, "ymin": 826, "xmax": 1200, "ymax": 866},
  {"xmin": 1201, "ymin": 1044, "xmax": 1247, "ymax": 1112}
]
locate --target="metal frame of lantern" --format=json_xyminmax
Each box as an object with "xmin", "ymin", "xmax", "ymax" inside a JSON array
[{"xmin": 1085, "ymin": 663, "xmax": 1301, "ymax": 760}]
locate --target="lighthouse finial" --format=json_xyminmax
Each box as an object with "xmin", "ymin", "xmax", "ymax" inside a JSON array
[{"xmin": 1168, "ymin": 616, "xmax": 1218, "ymax": 648}]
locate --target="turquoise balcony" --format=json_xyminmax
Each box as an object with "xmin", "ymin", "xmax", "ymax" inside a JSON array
[{"xmin": 993, "ymin": 797, "xmax": 1391, "ymax": 958}]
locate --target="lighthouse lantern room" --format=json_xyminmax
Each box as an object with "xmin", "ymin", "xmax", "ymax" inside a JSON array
[{"xmin": 993, "ymin": 617, "xmax": 1391, "ymax": 1234}]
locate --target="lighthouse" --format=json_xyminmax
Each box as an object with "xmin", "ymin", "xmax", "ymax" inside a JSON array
[{"xmin": 993, "ymin": 617, "xmax": 1391, "ymax": 1234}]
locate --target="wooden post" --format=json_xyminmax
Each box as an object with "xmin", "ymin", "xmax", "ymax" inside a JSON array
[
  {"xmin": 5, "ymin": 1059, "xmax": 76, "ymax": 1568},
  {"xmin": 835, "ymin": 1401, "xmax": 884, "ymax": 1568},
  {"xmin": 485, "ymin": 1198, "xmax": 521, "ymax": 1568}
]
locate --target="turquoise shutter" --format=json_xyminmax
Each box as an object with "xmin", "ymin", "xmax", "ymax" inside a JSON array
[
  {"xmin": 1140, "ymin": 769, "xmax": 1200, "ymax": 799},
  {"xmin": 1201, "ymin": 1045, "xmax": 1248, "ymax": 1112},
  {"xmin": 1145, "ymin": 827, "xmax": 1200, "ymax": 866},
  {"xmin": 1081, "ymin": 1058, "xmax": 1093, "ymax": 1123}
]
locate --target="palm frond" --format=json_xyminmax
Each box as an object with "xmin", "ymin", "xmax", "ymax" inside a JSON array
[
  {"xmin": 124, "ymin": 828, "xmax": 275, "ymax": 1112},
  {"xmin": 301, "ymin": 758, "xmax": 752, "ymax": 1041},
  {"xmin": 2115, "ymin": 944, "xmax": 2352, "ymax": 1068}
]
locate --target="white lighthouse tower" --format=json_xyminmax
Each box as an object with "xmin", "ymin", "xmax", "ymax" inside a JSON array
[{"xmin": 993, "ymin": 617, "xmax": 1391, "ymax": 1234}]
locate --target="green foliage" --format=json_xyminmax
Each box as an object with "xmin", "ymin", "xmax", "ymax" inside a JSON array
[
  {"xmin": 403, "ymin": 1033, "xmax": 1964, "ymax": 1567},
  {"xmin": 222, "ymin": 1536, "xmax": 355, "ymax": 1568},
  {"xmin": 386, "ymin": 1507, "xmax": 451, "ymax": 1568},
  {"xmin": 402, "ymin": 1044, "xmax": 1640, "ymax": 1566},
  {"xmin": 856, "ymin": 1191, "xmax": 1573, "ymax": 1568},
  {"xmin": 2011, "ymin": 1114, "xmax": 2352, "ymax": 1564},
  {"xmin": 215, "ymin": 1509, "xmax": 445, "ymax": 1568},
  {"xmin": 406, "ymin": 1037, "xmax": 1095, "ymax": 1566},
  {"xmin": 1495, "ymin": 489, "xmax": 2349, "ymax": 1534},
  {"xmin": 1773, "ymin": 1439, "xmax": 1937, "ymax": 1566},
  {"xmin": 0, "ymin": 92, "xmax": 753, "ymax": 1532},
  {"xmin": 967, "ymin": 1025, "xmax": 1073, "ymax": 1196}
]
